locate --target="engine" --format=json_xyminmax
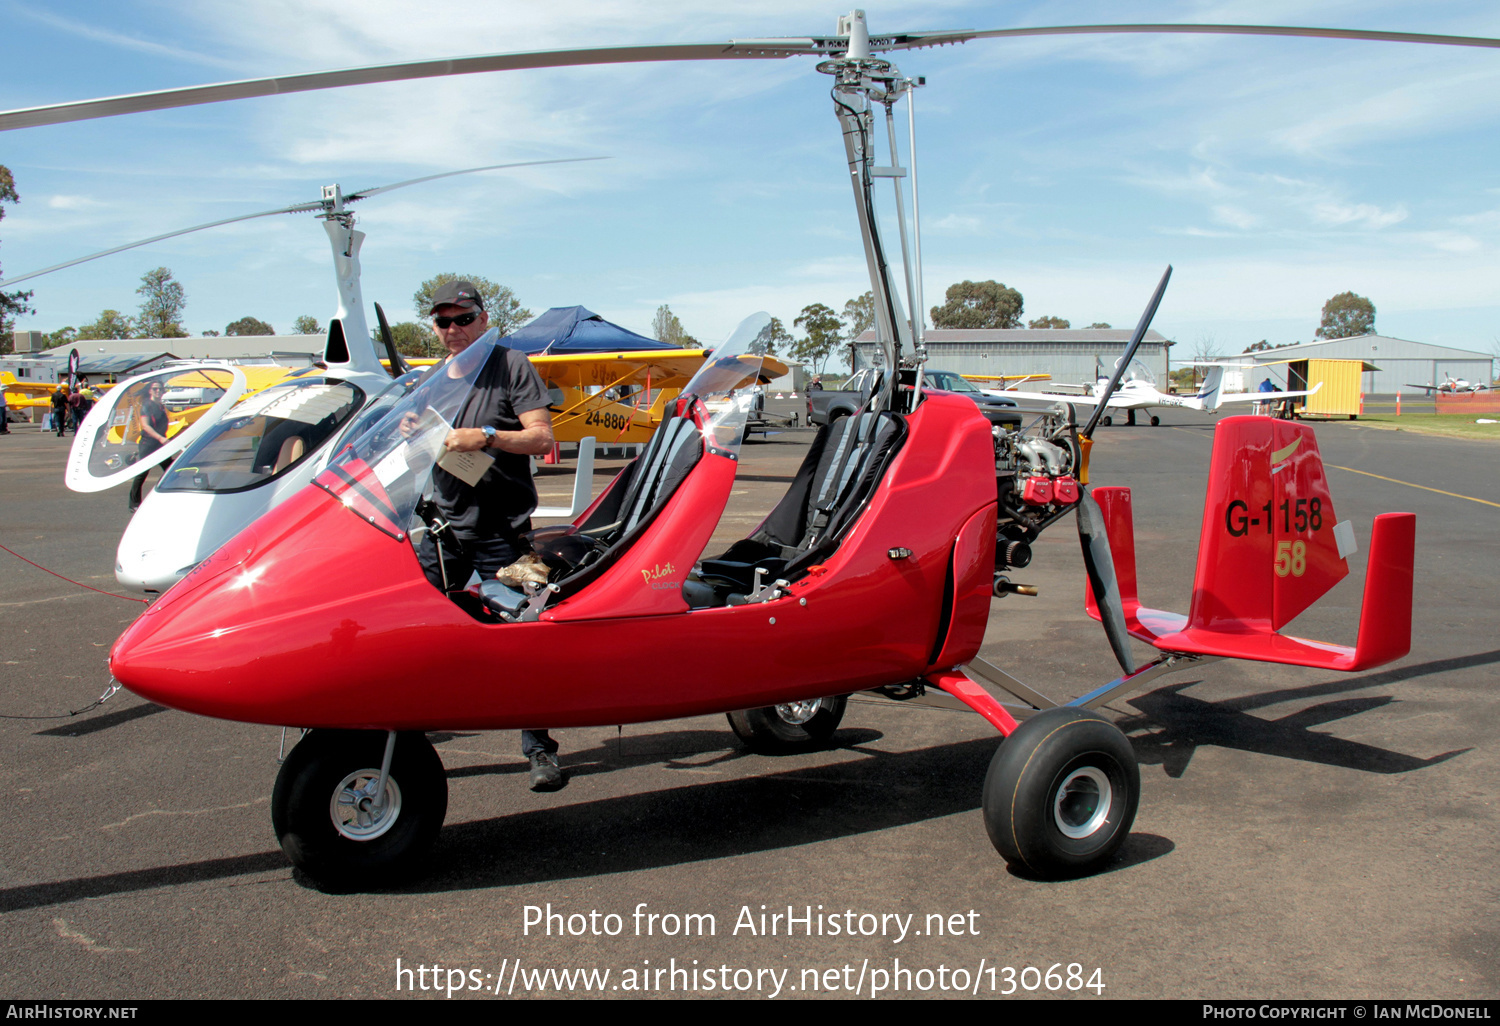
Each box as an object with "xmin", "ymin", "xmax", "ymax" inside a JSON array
[{"xmin": 993, "ymin": 404, "xmax": 1083, "ymax": 570}]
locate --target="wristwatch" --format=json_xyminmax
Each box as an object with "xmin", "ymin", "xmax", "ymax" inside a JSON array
[{"xmin": 481, "ymin": 425, "xmax": 497, "ymax": 448}]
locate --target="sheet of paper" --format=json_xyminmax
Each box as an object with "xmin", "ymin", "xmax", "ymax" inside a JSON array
[{"xmin": 437, "ymin": 447, "xmax": 494, "ymax": 487}]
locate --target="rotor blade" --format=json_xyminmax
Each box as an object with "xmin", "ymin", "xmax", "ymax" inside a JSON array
[
  {"xmin": 1076, "ymin": 492, "xmax": 1136, "ymax": 675},
  {"xmin": 346, "ymin": 156, "xmax": 607, "ymax": 202},
  {"xmin": 6, "ymin": 24, "xmax": 1498, "ymax": 133},
  {"xmin": 0, "ymin": 41, "xmax": 819, "ymax": 132},
  {"xmin": 1080, "ymin": 265, "xmax": 1171, "ymax": 439},
  {"xmin": 0, "ymin": 201, "xmax": 323, "ymax": 288},
  {"xmin": 948, "ymin": 24, "xmax": 1500, "ymax": 51},
  {"xmin": 373, "ymin": 302, "xmax": 411, "ymax": 378}
]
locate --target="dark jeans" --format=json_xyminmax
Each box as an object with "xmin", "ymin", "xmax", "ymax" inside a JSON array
[{"xmin": 415, "ymin": 528, "xmax": 552, "ymax": 759}]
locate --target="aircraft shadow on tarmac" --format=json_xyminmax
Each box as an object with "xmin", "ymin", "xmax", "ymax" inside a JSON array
[
  {"xmin": 4, "ymin": 652, "xmax": 1487, "ymax": 907},
  {"xmin": 1116, "ymin": 647, "xmax": 1494, "ymax": 778}
]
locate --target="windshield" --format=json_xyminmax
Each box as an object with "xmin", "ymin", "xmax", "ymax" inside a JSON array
[
  {"xmin": 686, "ymin": 313, "xmax": 773, "ymax": 457},
  {"xmin": 157, "ymin": 378, "xmax": 365, "ymax": 493},
  {"xmin": 317, "ymin": 329, "xmax": 500, "ymax": 539},
  {"xmin": 927, "ymin": 371, "xmax": 981, "ymax": 394},
  {"xmin": 1107, "ymin": 358, "xmax": 1156, "ymax": 387}
]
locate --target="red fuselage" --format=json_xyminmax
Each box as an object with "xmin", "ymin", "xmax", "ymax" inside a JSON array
[{"xmin": 110, "ymin": 392, "xmax": 998, "ymax": 731}]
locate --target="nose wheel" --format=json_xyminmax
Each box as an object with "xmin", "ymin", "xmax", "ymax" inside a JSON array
[
  {"xmin": 272, "ymin": 730, "xmax": 447, "ymax": 889},
  {"xmin": 981, "ymin": 708, "xmax": 1138, "ymax": 877}
]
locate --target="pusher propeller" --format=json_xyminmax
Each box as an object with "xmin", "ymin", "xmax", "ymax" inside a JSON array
[{"xmin": 1074, "ymin": 264, "xmax": 1172, "ymax": 675}]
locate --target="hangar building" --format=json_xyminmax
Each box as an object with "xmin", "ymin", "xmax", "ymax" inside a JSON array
[
  {"xmin": 854, "ymin": 328, "xmax": 1172, "ymax": 389},
  {"xmin": 1246, "ymin": 335, "xmax": 1492, "ymax": 395}
]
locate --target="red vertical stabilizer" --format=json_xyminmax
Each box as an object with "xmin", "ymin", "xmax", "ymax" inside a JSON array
[
  {"xmin": 1083, "ymin": 417, "xmax": 1415, "ymax": 673},
  {"xmin": 1186, "ymin": 417, "xmax": 1348, "ymax": 633}
]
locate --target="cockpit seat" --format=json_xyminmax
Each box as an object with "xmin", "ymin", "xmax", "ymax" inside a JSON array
[{"xmin": 684, "ymin": 411, "xmax": 905, "ymax": 607}]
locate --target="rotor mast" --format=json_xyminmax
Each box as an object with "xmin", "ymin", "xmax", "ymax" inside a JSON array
[
  {"xmin": 818, "ymin": 10, "xmax": 927, "ymax": 402},
  {"xmin": 316, "ymin": 185, "xmax": 383, "ymax": 377}
]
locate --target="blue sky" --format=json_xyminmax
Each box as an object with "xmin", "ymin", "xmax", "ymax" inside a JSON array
[{"xmin": 3, "ymin": 1, "xmax": 1500, "ymax": 365}]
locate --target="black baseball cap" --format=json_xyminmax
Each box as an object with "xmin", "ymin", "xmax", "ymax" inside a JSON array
[{"xmin": 428, "ymin": 280, "xmax": 485, "ymax": 314}]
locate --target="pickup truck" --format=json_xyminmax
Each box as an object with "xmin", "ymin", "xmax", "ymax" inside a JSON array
[{"xmin": 807, "ymin": 367, "xmax": 1018, "ymax": 426}]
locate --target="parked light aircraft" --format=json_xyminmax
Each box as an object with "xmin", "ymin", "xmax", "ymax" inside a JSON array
[
  {"xmin": 1404, "ymin": 375, "xmax": 1491, "ymax": 395},
  {"xmin": 4, "ymin": 11, "xmax": 1442, "ymax": 886},
  {"xmin": 995, "ymin": 360, "xmax": 1321, "ymax": 426}
]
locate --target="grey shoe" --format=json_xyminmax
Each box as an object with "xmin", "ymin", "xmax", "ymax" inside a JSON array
[{"xmin": 528, "ymin": 751, "xmax": 564, "ymax": 792}]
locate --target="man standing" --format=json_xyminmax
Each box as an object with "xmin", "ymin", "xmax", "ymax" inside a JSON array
[
  {"xmin": 129, "ymin": 381, "xmax": 170, "ymax": 513},
  {"xmin": 50, "ymin": 385, "xmax": 68, "ymax": 437},
  {"xmin": 419, "ymin": 281, "xmax": 565, "ymax": 792}
]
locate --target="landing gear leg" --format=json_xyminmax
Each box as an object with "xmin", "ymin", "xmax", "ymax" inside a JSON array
[{"xmin": 1126, "ymin": 409, "xmax": 1137, "ymax": 426}]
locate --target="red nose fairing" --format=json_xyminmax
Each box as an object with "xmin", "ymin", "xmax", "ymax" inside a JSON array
[{"xmin": 110, "ymin": 391, "xmax": 998, "ymax": 732}]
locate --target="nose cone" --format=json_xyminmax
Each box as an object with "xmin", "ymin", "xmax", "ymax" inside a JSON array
[{"xmin": 109, "ymin": 485, "xmax": 449, "ymax": 727}]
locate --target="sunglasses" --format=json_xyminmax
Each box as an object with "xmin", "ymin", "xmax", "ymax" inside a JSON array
[{"xmin": 433, "ymin": 311, "xmax": 481, "ymax": 329}]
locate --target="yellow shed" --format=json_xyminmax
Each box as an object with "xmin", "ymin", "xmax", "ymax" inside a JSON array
[{"xmin": 1280, "ymin": 358, "xmax": 1378, "ymax": 419}]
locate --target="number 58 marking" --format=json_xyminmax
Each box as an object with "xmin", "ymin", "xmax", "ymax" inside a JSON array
[{"xmin": 1275, "ymin": 540, "xmax": 1307, "ymax": 577}]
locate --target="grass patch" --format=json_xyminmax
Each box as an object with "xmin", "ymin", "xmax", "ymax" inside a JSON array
[{"xmin": 1350, "ymin": 413, "xmax": 1500, "ymax": 441}]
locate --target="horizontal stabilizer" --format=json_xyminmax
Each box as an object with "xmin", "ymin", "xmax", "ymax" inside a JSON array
[{"xmin": 1084, "ymin": 428, "xmax": 1414, "ymax": 673}]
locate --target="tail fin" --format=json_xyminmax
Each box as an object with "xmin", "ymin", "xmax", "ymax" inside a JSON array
[
  {"xmin": 1186, "ymin": 416, "xmax": 1349, "ymax": 632},
  {"xmin": 1197, "ymin": 365, "xmax": 1225, "ymax": 411}
]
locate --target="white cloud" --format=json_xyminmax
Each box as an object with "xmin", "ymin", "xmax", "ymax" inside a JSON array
[{"xmin": 1310, "ymin": 202, "xmax": 1408, "ymax": 229}]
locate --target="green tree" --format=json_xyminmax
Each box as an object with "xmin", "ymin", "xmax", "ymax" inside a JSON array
[
  {"xmin": 134, "ymin": 267, "xmax": 187, "ymax": 338},
  {"xmin": 652, "ymin": 304, "xmax": 687, "ymax": 346},
  {"xmin": 47, "ymin": 326, "xmax": 78, "ymax": 347},
  {"xmin": 292, "ymin": 315, "xmax": 323, "ymax": 334},
  {"xmin": 751, "ymin": 316, "xmax": 793, "ymax": 356},
  {"xmin": 201, "ymin": 329, "xmax": 220, "ymax": 337},
  {"xmin": 1088, "ymin": 322, "xmax": 1111, "ymax": 329},
  {"xmin": 1243, "ymin": 339, "xmax": 1273, "ymax": 353},
  {"xmin": 0, "ymin": 165, "xmax": 36, "ymax": 351},
  {"xmin": 792, "ymin": 302, "xmax": 842, "ymax": 375},
  {"xmin": 413, "ymin": 273, "xmax": 531, "ymax": 334},
  {"xmin": 842, "ymin": 291, "xmax": 875, "ymax": 340},
  {"xmin": 1028, "ymin": 315, "xmax": 1070, "ymax": 329},
  {"xmin": 78, "ymin": 310, "xmax": 135, "ymax": 340},
  {"xmin": 1316, "ymin": 292, "xmax": 1375, "ymax": 340},
  {"xmin": 225, "ymin": 316, "xmax": 275, "ymax": 336},
  {"xmin": 930, "ymin": 280, "xmax": 1023, "ymax": 329},
  {"xmin": 372, "ymin": 321, "xmax": 441, "ymax": 358}
]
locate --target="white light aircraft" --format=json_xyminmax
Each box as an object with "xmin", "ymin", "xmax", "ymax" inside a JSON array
[{"xmin": 993, "ymin": 360, "xmax": 1320, "ymax": 426}]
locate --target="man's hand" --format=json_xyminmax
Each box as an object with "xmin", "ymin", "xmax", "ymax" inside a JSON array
[
  {"xmin": 444, "ymin": 428, "xmax": 490, "ymax": 453},
  {"xmin": 398, "ymin": 412, "xmax": 421, "ymax": 438}
]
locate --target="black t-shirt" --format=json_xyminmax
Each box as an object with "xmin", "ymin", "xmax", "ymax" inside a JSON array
[
  {"xmin": 138, "ymin": 399, "xmax": 168, "ymax": 456},
  {"xmin": 432, "ymin": 345, "xmax": 551, "ymax": 537}
]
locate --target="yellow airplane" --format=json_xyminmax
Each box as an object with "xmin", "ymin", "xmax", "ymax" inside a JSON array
[{"xmin": 387, "ymin": 348, "xmax": 788, "ymax": 446}]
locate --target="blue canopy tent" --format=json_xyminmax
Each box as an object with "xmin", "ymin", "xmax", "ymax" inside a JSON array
[{"xmin": 504, "ymin": 306, "xmax": 676, "ymax": 355}]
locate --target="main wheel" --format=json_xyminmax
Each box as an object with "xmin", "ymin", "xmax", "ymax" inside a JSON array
[
  {"xmin": 272, "ymin": 730, "xmax": 448, "ymax": 889},
  {"xmin": 728, "ymin": 695, "xmax": 847, "ymax": 753},
  {"xmin": 982, "ymin": 708, "xmax": 1138, "ymax": 878},
  {"xmin": 1149, "ymin": 415, "xmax": 1160, "ymax": 427},
  {"xmin": 1101, "ymin": 415, "xmax": 1112, "ymax": 427}
]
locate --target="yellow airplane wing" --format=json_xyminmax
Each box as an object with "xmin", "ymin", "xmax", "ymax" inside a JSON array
[{"xmin": 528, "ymin": 349, "xmax": 789, "ymax": 445}]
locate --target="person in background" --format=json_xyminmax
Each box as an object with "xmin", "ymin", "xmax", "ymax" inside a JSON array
[{"xmin": 129, "ymin": 381, "xmax": 170, "ymax": 513}]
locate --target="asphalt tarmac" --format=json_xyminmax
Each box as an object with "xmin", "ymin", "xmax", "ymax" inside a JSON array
[{"xmin": 1, "ymin": 403, "xmax": 1496, "ymax": 1001}]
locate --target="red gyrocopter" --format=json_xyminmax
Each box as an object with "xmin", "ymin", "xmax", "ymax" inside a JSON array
[{"xmin": 102, "ymin": 27, "xmax": 1415, "ymax": 885}]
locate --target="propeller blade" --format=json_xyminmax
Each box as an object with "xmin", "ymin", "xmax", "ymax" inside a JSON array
[
  {"xmin": 1080, "ymin": 265, "xmax": 1171, "ymax": 439},
  {"xmin": 4, "ymin": 24, "xmax": 1498, "ymax": 133},
  {"xmin": 374, "ymin": 302, "xmax": 411, "ymax": 378},
  {"xmin": 1076, "ymin": 492, "xmax": 1136, "ymax": 675},
  {"xmin": 346, "ymin": 156, "xmax": 607, "ymax": 202}
]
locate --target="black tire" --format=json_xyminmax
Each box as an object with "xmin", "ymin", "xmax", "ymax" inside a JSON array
[
  {"xmin": 728, "ymin": 695, "xmax": 847, "ymax": 753},
  {"xmin": 1101, "ymin": 415, "xmax": 1112, "ymax": 427},
  {"xmin": 982, "ymin": 708, "xmax": 1138, "ymax": 878},
  {"xmin": 272, "ymin": 730, "xmax": 448, "ymax": 889},
  {"xmin": 1149, "ymin": 415, "xmax": 1160, "ymax": 427}
]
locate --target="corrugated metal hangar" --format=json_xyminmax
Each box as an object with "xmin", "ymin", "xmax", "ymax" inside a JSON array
[
  {"xmin": 855, "ymin": 328, "xmax": 1172, "ymax": 388},
  {"xmin": 1247, "ymin": 335, "xmax": 1492, "ymax": 394}
]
